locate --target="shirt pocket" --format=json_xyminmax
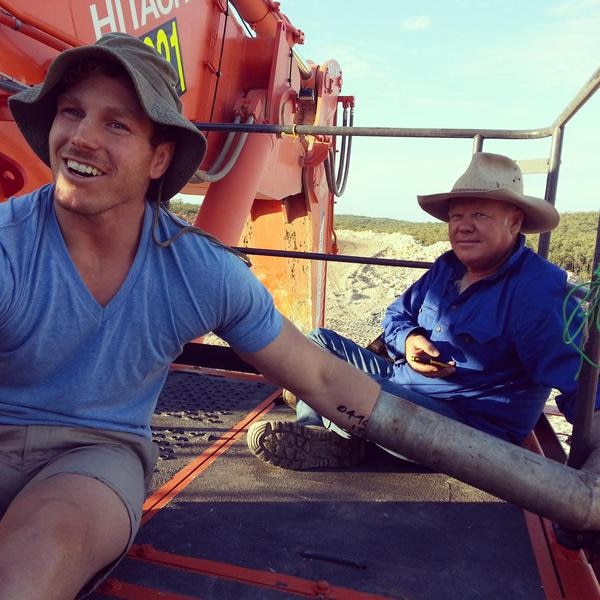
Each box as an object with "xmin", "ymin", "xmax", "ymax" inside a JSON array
[
  {"xmin": 452, "ymin": 321, "xmax": 512, "ymax": 372},
  {"xmin": 417, "ymin": 302, "xmax": 439, "ymax": 330}
]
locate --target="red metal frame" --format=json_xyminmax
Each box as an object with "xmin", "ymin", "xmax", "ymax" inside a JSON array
[
  {"xmin": 142, "ymin": 374, "xmax": 279, "ymax": 525},
  {"xmin": 103, "ymin": 544, "xmax": 394, "ymax": 599},
  {"xmin": 0, "ymin": 0, "xmax": 79, "ymax": 50},
  {"xmin": 101, "ymin": 370, "xmax": 394, "ymax": 599},
  {"xmin": 522, "ymin": 435, "xmax": 600, "ymax": 599},
  {"xmin": 98, "ymin": 579, "xmax": 198, "ymax": 600},
  {"xmin": 2, "ymin": 2, "xmax": 598, "ymax": 598}
]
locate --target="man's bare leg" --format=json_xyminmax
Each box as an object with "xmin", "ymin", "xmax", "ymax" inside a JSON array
[{"xmin": 0, "ymin": 473, "xmax": 131, "ymax": 600}]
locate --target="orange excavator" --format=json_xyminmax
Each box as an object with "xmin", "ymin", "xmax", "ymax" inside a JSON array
[
  {"xmin": 2, "ymin": 2, "xmax": 600, "ymax": 599},
  {"xmin": 0, "ymin": 0, "xmax": 346, "ymax": 332}
]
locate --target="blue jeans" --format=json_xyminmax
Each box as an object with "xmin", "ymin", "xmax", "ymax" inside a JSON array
[{"xmin": 296, "ymin": 328, "xmax": 468, "ymax": 440}]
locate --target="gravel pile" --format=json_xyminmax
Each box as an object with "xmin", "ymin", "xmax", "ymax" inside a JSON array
[{"xmin": 325, "ymin": 229, "xmax": 449, "ymax": 345}]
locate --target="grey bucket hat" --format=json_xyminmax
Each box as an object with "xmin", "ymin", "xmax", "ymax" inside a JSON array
[
  {"xmin": 8, "ymin": 32, "xmax": 206, "ymax": 202},
  {"xmin": 417, "ymin": 152, "xmax": 559, "ymax": 234}
]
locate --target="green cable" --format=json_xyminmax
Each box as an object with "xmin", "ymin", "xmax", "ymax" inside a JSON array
[{"xmin": 563, "ymin": 263, "xmax": 600, "ymax": 370}]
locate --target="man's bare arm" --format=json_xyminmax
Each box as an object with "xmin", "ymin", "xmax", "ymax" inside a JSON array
[{"xmin": 237, "ymin": 317, "xmax": 380, "ymax": 436}]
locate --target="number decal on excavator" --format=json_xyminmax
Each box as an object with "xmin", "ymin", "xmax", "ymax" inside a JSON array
[{"xmin": 142, "ymin": 19, "xmax": 186, "ymax": 95}]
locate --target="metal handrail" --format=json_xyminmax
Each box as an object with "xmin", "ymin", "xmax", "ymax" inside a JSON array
[
  {"xmin": 553, "ymin": 66, "xmax": 600, "ymax": 129},
  {"xmin": 232, "ymin": 246, "xmax": 434, "ymax": 270},
  {"xmin": 194, "ymin": 121, "xmax": 554, "ymax": 140}
]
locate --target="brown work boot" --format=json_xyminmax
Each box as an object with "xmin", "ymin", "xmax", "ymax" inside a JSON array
[{"xmin": 247, "ymin": 420, "xmax": 366, "ymax": 470}]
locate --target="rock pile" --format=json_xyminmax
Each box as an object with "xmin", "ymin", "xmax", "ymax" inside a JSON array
[{"xmin": 325, "ymin": 229, "xmax": 449, "ymax": 345}]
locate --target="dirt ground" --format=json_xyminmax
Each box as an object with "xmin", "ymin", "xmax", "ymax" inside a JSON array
[{"xmin": 324, "ymin": 229, "xmax": 450, "ymax": 345}]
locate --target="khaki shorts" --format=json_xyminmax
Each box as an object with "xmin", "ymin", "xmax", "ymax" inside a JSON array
[{"xmin": 0, "ymin": 424, "xmax": 159, "ymax": 597}]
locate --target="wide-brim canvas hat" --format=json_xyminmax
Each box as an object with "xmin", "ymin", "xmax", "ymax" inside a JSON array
[
  {"xmin": 8, "ymin": 32, "xmax": 206, "ymax": 203},
  {"xmin": 417, "ymin": 152, "xmax": 559, "ymax": 233}
]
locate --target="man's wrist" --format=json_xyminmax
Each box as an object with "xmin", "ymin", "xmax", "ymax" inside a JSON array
[{"xmin": 407, "ymin": 327, "xmax": 426, "ymax": 339}]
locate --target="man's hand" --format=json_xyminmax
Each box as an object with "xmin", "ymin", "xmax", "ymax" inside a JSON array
[{"xmin": 405, "ymin": 333, "xmax": 456, "ymax": 378}]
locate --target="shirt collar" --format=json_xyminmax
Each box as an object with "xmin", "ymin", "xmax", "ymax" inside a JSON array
[{"xmin": 444, "ymin": 233, "xmax": 527, "ymax": 282}]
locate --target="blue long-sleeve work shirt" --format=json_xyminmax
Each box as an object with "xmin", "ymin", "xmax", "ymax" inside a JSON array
[{"xmin": 381, "ymin": 235, "xmax": 595, "ymax": 443}]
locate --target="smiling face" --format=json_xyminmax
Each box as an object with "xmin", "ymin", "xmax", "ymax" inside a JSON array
[
  {"xmin": 49, "ymin": 71, "xmax": 173, "ymax": 220},
  {"xmin": 448, "ymin": 197, "xmax": 524, "ymax": 276}
]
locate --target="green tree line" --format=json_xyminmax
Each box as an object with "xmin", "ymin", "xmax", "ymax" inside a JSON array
[
  {"xmin": 170, "ymin": 201, "xmax": 598, "ymax": 281},
  {"xmin": 335, "ymin": 212, "xmax": 599, "ymax": 282}
]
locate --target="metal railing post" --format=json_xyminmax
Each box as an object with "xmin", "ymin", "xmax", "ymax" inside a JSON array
[
  {"xmin": 568, "ymin": 214, "xmax": 600, "ymax": 469},
  {"xmin": 538, "ymin": 126, "xmax": 565, "ymax": 259}
]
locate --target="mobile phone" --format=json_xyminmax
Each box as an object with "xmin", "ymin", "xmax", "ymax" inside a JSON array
[{"xmin": 412, "ymin": 354, "xmax": 453, "ymax": 368}]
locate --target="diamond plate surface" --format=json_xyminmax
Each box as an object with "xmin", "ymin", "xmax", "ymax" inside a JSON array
[{"xmin": 149, "ymin": 370, "xmax": 277, "ymax": 490}]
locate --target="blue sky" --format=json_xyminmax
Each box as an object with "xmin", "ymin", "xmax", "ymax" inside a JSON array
[{"xmin": 279, "ymin": 0, "xmax": 600, "ymax": 222}]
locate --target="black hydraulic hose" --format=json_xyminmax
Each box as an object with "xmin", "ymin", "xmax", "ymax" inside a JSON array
[
  {"xmin": 207, "ymin": 115, "xmax": 242, "ymax": 173},
  {"xmin": 324, "ymin": 104, "xmax": 354, "ymax": 197},
  {"xmin": 335, "ymin": 106, "xmax": 354, "ymax": 195},
  {"xmin": 324, "ymin": 150, "xmax": 335, "ymax": 197},
  {"xmin": 192, "ymin": 116, "xmax": 255, "ymax": 183},
  {"xmin": 334, "ymin": 105, "xmax": 349, "ymax": 188}
]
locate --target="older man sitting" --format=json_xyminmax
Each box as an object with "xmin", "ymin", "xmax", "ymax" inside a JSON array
[{"xmin": 248, "ymin": 152, "xmax": 592, "ymax": 470}]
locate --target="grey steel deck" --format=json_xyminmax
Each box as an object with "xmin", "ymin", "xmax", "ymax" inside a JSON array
[{"xmin": 91, "ymin": 369, "xmax": 544, "ymax": 600}]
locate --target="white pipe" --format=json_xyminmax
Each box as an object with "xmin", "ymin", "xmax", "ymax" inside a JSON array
[{"xmin": 365, "ymin": 391, "xmax": 600, "ymax": 531}]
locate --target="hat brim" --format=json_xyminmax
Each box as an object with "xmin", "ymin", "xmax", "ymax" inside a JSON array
[
  {"xmin": 417, "ymin": 188, "xmax": 560, "ymax": 234},
  {"xmin": 8, "ymin": 44, "xmax": 206, "ymax": 202}
]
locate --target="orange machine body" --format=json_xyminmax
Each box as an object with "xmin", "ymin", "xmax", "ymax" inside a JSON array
[{"xmin": 0, "ymin": 0, "xmax": 343, "ymax": 330}]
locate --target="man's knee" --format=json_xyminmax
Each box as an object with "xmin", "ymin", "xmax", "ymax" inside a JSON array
[
  {"xmin": 0, "ymin": 494, "xmax": 92, "ymax": 595},
  {"xmin": 1, "ymin": 474, "xmax": 130, "ymax": 559},
  {"xmin": 2, "ymin": 485, "xmax": 101, "ymax": 554},
  {"xmin": 0, "ymin": 474, "xmax": 131, "ymax": 598}
]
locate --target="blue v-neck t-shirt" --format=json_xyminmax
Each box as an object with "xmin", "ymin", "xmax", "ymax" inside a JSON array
[{"xmin": 0, "ymin": 185, "xmax": 282, "ymax": 438}]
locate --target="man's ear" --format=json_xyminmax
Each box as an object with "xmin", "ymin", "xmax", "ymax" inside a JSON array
[
  {"xmin": 510, "ymin": 207, "xmax": 524, "ymax": 233},
  {"xmin": 149, "ymin": 141, "xmax": 175, "ymax": 180}
]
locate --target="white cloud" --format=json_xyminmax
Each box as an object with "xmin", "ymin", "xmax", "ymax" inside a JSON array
[{"xmin": 401, "ymin": 16, "xmax": 431, "ymax": 31}]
